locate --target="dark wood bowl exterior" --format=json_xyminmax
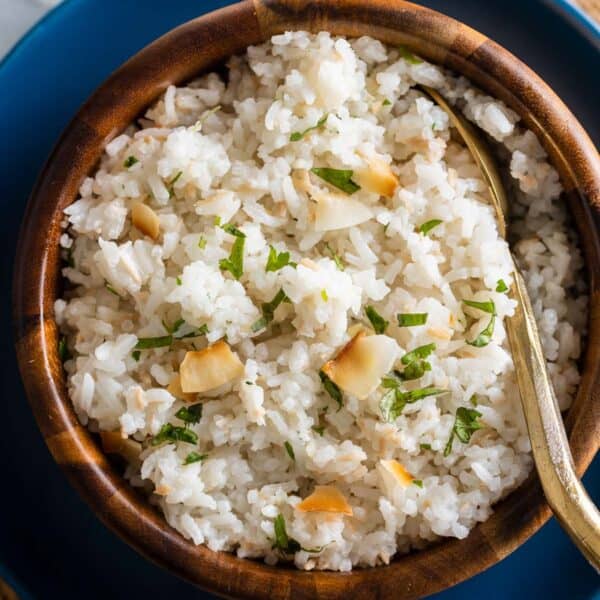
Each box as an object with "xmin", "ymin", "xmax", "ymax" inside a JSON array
[{"xmin": 12, "ymin": 1, "xmax": 600, "ymax": 598}]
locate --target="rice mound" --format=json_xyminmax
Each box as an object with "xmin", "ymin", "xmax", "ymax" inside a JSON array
[{"xmin": 55, "ymin": 31, "xmax": 587, "ymax": 571}]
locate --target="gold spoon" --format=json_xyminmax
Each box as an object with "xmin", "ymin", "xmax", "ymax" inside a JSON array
[{"xmin": 419, "ymin": 85, "xmax": 600, "ymax": 572}]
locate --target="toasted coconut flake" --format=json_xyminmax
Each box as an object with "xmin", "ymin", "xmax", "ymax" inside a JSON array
[
  {"xmin": 100, "ymin": 431, "xmax": 142, "ymax": 463},
  {"xmin": 180, "ymin": 340, "xmax": 244, "ymax": 393},
  {"xmin": 167, "ymin": 373, "xmax": 197, "ymax": 403},
  {"xmin": 296, "ymin": 485, "xmax": 353, "ymax": 515},
  {"xmin": 354, "ymin": 157, "xmax": 399, "ymax": 198},
  {"xmin": 379, "ymin": 459, "xmax": 413, "ymax": 487},
  {"xmin": 321, "ymin": 332, "xmax": 398, "ymax": 399},
  {"xmin": 313, "ymin": 190, "xmax": 372, "ymax": 232},
  {"xmin": 131, "ymin": 202, "xmax": 160, "ymax": 239}
]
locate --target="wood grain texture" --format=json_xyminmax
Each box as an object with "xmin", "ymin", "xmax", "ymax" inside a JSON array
[{"xmin": 12, "ymin": 1, "xmax": 600, "ymax": 598}]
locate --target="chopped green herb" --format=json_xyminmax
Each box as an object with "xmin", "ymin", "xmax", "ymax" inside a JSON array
[
  {"xmin": 162, "ymin": 318, "xmax": 185, "ymax": 335},
  {"xmin": 420, "ymin": 443, "xmax": 432, "ymax": 451},
  {"xmin": 198, "ymin": 236, "xmax": 207, "ymax": 250},
  {"xmin": 104, "ymin": 282, "xmax": 120, "ymax": 296},
  {"xmin": 131, "ymin": 350, "xmax": 141, "ymax": 362},
  {"xmin": 284, "ymin": 441, "xmax": 295, "ymax": 461},
  {"xmin": 312, "ymin": 425, "xmax": 325, "ymax": 436},
  {"xmin": 496, "ymin": 279, "xmax": 509, "ymax": 293},
  {"xmin": 401, "ymin": 343, "xmax": 436, "ymax": 365},
  {"xmin": 176, "ymin": 323, "xmax": 209, "ymax": 339},
  {"xmin": 221, "ymin": 223, "xmax": 246, "ymax": 238},
  {"xmin": 184, "ymin": 451, "xmax": 208, "ymax": 465},
  {"xmin": 463, "ymin": 299, "xmax": 496, "ymax": 315},
  {"xmin": 151, "ymin": 423, "xmax": 198, "ymax": 446},
  {"xmin": 176, "ymin": 276, "xmax": 182, "ymax": 286},
  {"xmin": 134, "ymin": 335, "xmax": 173, "ymax": 350},
  {"xmin": 398, "ymin": 45, "xmax": 422, "ymax": 64},
  {"xmin": 311, "ymin": 167, "xmax": 361, "ymax": 194},
  {"xmin": 168, "ymin": 171, "xmax": 183, "ymax": 197},
  {"xmin": 290, "ymin": 113, "xmax": 328, "ymax": 141},
  {"xmin": 380, "ymin": 385, "xmax": 447, "ymax": 422},
  {"xmin": 397, "ymin": 313, "xmax": 428, "ymax": 327},
  {"xmin": 219, "ymin": 233, "xmax": 245, "ymax": 280},
  {"xmin": 251, "ymin": 288, "xmax": 289, "ymax": 332},
  {"xmin": 320, "ymin": 289, "xmax": 328, "ymax": 302},
  {"xmin": 325, "ymin": 242, "xmax": 345, "ymax": 271},
  {"xmin": 213, "ymin": 216, "xmax": 222, "ymax": 227},
  {"xmin": 266, "ymin": 245, "xmax": 292, "ymax": 272},
  {"xmin": 382, "ymin": 98, "xmax": 392, "ymax": 106},
  {"xmin": 365, "ymin": 305, "xmax": 389, "ymax": 334},
  {"xmin": 123, "ymin": 155, "xmax": 139, "ymax": 168},
  {"xmin": 58, "ymin": 336, "xmax": 71, "ymax": 362},
  {"xmin": 319, "ymin": 370, "xmax": 343, "ymax": 410},
  {"xmin": 175, "ymin": 403, "xmax": 203, "ymax": 424},
  {"xmin": 417, "ymin": 219, "xmax": 443, "ymax": 235},
  {"xmin": 272, "ymin": 514, "xmax": 323, "ymax": 555},
  {"xmin": 470, "ymin": 394, "xmax": 479, "ymax": 407},
  {"xmin": 467, "ymin": 314, "xmax": 495, "ymax": 347},
  {"xmin": 398, "ymin": 359, "xmax": 431, "ymax": 381},
  {"xmin": 444, "ymin": 407, "xmax": 483, "ymax": 456},
  {"xmin": 412, "ymin": 479, "xmax": 424, "ymax": 488}
]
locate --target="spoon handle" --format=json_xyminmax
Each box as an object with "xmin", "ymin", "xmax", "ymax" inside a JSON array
[{"xmin": 507, "ymin": 265, "xmax": 600, "ymax": 572}]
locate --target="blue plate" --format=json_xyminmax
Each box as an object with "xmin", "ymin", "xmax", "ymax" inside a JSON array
[{"xmin": 0, "ymin": 1, "xmax": 598, "ymax": 598}]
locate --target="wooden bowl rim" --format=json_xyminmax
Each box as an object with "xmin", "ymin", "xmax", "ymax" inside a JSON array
[{"xmin": 12, "ymin": 1, "xmax": 600, "ymax": 598}]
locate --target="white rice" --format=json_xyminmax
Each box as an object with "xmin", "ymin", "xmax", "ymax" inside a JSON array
[{"xmin": 55, "ymin": 31, "xmax": 587, "ymax": 571}]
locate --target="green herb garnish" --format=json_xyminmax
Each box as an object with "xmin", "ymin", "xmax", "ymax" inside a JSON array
[
  {"xmin": 213, "ymin": 216, "xmax": 222, "ymax": 227},
  {"xmin": 467, "ymin": 314, "xmax": 495, "ymax": 347},
  {"xmin": 219, "ymin": 230, "xmax": 246, "ymax": 280},
  {"xmin": 162, "ymin": 318, "xmax": 185, "ymax": 335},
  {"xmin": 311, "ymin": 167, "xmax": 361, "ymax": 194},
  {"xmin": 382, "ymin": 98, "xmax": 392, "ymax": 106},
  {"xmin": 398, "ymin": 359, "xmax": 431, "ymax": 381},
  {"xmin": 58, "ymin": 336, "xmax": 71, "ymax": 362},
  {"xmin": 496, "ymin": 279, "xmax": 508, "ymax": 293},
  {"xmin": 176, "ymin": 323, "xmax": 209, "ymax": 339},
  {"xmin": 175, "ymin": 403, "xmax": 203, "ymax": 424},
  {"xmin": 420, "ymin": 443, "xmax": 432, "ymax": 451},
  {"xmin": 380, "ymin": 385, "xmax": 447, "ymax": 422},
  {"xmin": 290, "ymin": 114, "xmax": 328, "ymax": 142},
  {"xmin": 398, "ymin": 45, "xmax": 422, "ymax": 64},
  {"xmin": 320, "ymin": 289, "xmax": 328, "ymax": 302},
  {"xmin": 312, "ymin": 425, "xmax": 325, "ymax": 436},
  {"xmin": 325, "ymin": 242, "xmax": 344, "ymax": 271},
  {"xmin": 184, "ymin": 451, "xmax": 208, "ymax": 465},
  {"xmin": 401, "ymin": 343, "xmax": 436, "ymax": 365},
  {"xmin": 168, "ymin": 170, "xmax": 183, "ymax": 197},
  {"xmin": 131, "ymin": 350, "xmax": 141, "ymax": 362},
  {"xmin": 470, "ymin": 394, "xmax": 478, "ymax": 406},
  {"xmin": 412, "ymin": 479, "xmax": 424, "ymax": 488},
  {"xmin": 319, "ymin": 370, "xmax": 343, "ymax": 410},
  {"xmin": 272, "ymin": 514, "xmax": 323, "ymax": 555},
  {"xmin": 397, "ymin": 313, "xmax": 428, "ymax": 327},
  {"xmin": 123, "ymin": 155, "xmax": 139, "ymax": 168},
  {"xmin": 444, "ymin": 407, "xmax": 483, "ymax": 456},
  {"xmin": 151, "ymin": 423, "xmax": 198, "ymax": 446},
  {"xmin": 251, "ymin": 288, "xmax": 289, "ymax": 332},
  {"xmin": 365, "ymin": 306, "xmax": 388, "ymax": 334},
  {"xmin": 135, "ymin": 335, "xmax": 173, "ymax": 349},
  {"xmin": 463, "ymin": 299, "xmax": 496, "ymax": 315},
  {"xmin": 417, "ymin": 219, "xmax": 443, "ymax": 235},
  {"xmin": 198, "ymin": 236, "xmax": 207, "ymax": 250},
  {"xmin": 266, "ymin": 245, "xmax": 293, "ymax": 272},
  {"xmin": 221, "ymin": 223, "xmax": 245, "ymax": 237},
  {"xmin": 284, "ymin": 441, "xmax": 295, "ymax": 461},
  {"xmin": 176, "ymin": 277, "xmax": 182, "ymax": 286}
]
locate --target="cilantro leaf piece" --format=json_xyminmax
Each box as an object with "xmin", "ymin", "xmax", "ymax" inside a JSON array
[
  {"xmin": 467, "ymin": 314, "xmax": 495, "ymax": 347},
  {"xmin": 311, "ymin": 167, "xmax": 360, "ymax": 194},
  {"xmin": 131, "ymin": 350, "xmax": 141, "ymax": 362},
  {"xmin": 412, "ymin": 479, "xmax": 423, "ymax": 488},
  {"xmin": 284, "ymin": 441, "xmax": 295, "ymax": 461},
  {"xmin": 463, "ymin": 299, "xmax": 496, "ymax": 314},
  {"xmin": 219, "ymin": 234, "xmax": 245, "ymax": 279},
  {"xmin": 151, "ymin": 423, "xmax": 198, "ymax": 446},
  {"xmin": 198, "ymin": 236, "xmax": 207, "ymax": 250},
  {"xmin": 398, "ymin": 359, "xmax": 431, "ymax": 381},
  {"xmin": 175, "ymin": 402, "xmax": 203, "ymax": 424},
  {"xmin": 266, "ymin": 245, "xmax": 292, "ymax": 272},
  {"xmin": 312, "ymin": 425, "xmax": 325, "ymax": 436},
  {"xmin": 398, "ymin": 45, "xmax": 423, "ymax": 64},
  {"xmin": 496, "ymin": 279, "xmax": 508, "ymax": 293},
  {"xmin": 272, "ymin": 514, "xmax": 324, "ymax": 555},
  {"xmin": 290, "ymin": 113, "xmax": 328, "ymax": 141},
  {"xmin": 444, "ymin": 407, "xmax": 483, "ymax": 456},
  {"xmin": 382, "ymin": 98, "xmax": 392, "ymax": 106},
  {"xmin": 380, "ymin": 385, "xmax": 447, "ymax": 422},
  {"xmin": 325, "ymin": 242, "xmax": 345, "ymax": 270},
  {"xmin": 420, "ymin": 443, "xmax": 432, "ymax": 451},
  {"xmin": 184, "ymin": 451, "xmax": 208, "ymax": 465},
  {"xmin": 135, "ymin": 335, "xmax": 173, "ymax": 349},
  {"xmin": 251, "ymin": 288, "xmax": 289, "ymax": 332},
  {"xmin": 417, "ymin": 219, "xmax": 442, "ymax": 235},
  {"xmin": 397, "ymin": 313, "xmax": 428, "ymax": 327},
  {"xmin": 221, "ymin": 223, "xmax": 246, "ymax": 238},
  {"xmin": 319, "ymin": 370, "xmax": 343, "ymax": 410},
  {"xmin": 401, "ymin": 343, "xmax": 436, "ymax": 365},
  {"xmin": 123, "ymin": 155, "xmax": 139, "ymax": 168},
  {"xmin": 365, "ymin": 306, "xmax": 389, "ymax": 334}
]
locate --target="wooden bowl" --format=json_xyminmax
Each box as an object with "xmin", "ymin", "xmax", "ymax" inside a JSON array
[{"xmin": 13, "ymin": 1, "xmax": 600, "ymax": 597}]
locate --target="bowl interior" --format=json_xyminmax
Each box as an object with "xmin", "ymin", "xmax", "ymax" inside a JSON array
[{"xmin": 12, "ymin": 1, "xmax": 600, "ymax": 598}]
